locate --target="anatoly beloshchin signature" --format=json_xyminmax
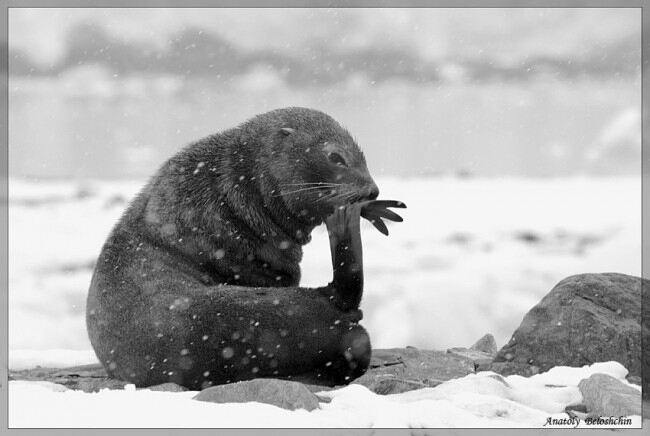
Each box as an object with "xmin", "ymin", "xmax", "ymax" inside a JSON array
[{"xmin": 543, "ymin": 416, "xmax": 634, "ymax": 428}]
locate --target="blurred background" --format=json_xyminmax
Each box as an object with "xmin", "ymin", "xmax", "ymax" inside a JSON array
[{"xmin": 8, "ymin": 8, "xmax": 642, "ymax": 365}]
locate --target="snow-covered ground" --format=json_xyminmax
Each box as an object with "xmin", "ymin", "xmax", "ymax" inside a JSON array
[
  {"xmin": 8, "ymin": 176, "xmax": 642, "ymax": 428},
  {"xmin": 8, "ymin": 362, "xmax": 641, "ymax": 428}
]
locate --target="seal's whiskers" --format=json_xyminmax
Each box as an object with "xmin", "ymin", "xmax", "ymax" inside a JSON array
[
  {"xmin": 273, "ymin": 186, "xmax": 336, "ymax": 197},
  {"xmin": 281, "ymin": 182, "xmax": 342, "ymax": 187}
]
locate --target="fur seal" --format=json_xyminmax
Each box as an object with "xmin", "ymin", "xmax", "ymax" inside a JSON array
[{"xmin": 86, "ymin": 107, "xmax": 404, "ymax": 389}]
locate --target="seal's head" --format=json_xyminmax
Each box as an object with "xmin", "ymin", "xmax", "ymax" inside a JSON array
[{"xmin": 251, "ymin": 107, "xmax": 379, "ymax": 221}]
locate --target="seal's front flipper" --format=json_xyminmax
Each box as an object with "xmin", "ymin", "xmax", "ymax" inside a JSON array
[
  {"xmin": 360, "ymin": 199, "xmax": 406, "ymax": 236},
  {"xmin": 324, "ymin": 204, "xmax": 364, "ymax": 311},
  {"xmin": 323, "ymin": 199, "xmax": 406, "ymax": 310}
]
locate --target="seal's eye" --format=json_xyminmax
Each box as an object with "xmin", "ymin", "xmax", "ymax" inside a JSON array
[{"xmin": 328, "ymin": 152, "xmax": 348, "ymax": 167}]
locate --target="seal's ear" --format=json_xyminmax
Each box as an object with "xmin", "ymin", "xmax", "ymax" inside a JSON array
[{"xmin": 280, "ymin": 127, "xmax": 295, "ymax": 136}]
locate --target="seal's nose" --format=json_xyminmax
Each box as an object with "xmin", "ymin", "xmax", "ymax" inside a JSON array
[{"xmin": 368, "ymin": 183, "xmax": 379, "ymax": 200}]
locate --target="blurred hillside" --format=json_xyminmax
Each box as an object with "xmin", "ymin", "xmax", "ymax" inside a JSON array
[
  {"xmin": 9, "ymin": 9, "xmax": 641, "ymax": 84},
  {"xmin": 7, "ymin": 8, "xmax": 642, "ymax": 179}
]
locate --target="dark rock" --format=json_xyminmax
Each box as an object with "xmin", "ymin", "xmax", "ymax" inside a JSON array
[
  {"xmin": 470, "ymin": 333, "xmax": 498, "ymax": 356},
  {"xmin": 446, "ymin": 348, "xmax": 494, "ymax": 370},
  {"xmin": 564, "ymin": 404, "xmax": 589, "ymax": 421},
  {"xmin": 369, "ymin": 378, "xmax": 429, "ymax": 395},
  {"xmin": 146, "ymin": 383, "xmax": 188, "ymax": 392},
  {"xmin": 370, "ymin": 348, "xmax": 405, "ymax": 367},
  {"xmin": 10, "ymin": 363, "xmax": 106, "ymax": 380},
  {"xmin": 9, "ymin": 364, "xmax": 130, "ymax": 393},
  {"xmin": 492, "ymin": 273, "xmax": 647, "ymax": 395},
  {"xmin": 69, "ymin": 378, "xmax": 131, "ymax": 392},
  {"xmin": 352, "ymin": 347, "xmax": 474, "ymax": 395},
  {"xmin": 578, "ymin": 373, "xmax": 641, "ymax": 417},
  {"xmin": 52, "ymin": 363, "xmax": 108, "ymax": 377},
  {"xmin": 566, "ymin": 404, "xmax": 588, "ymax": 414},
  {"xmin": 193, "ymin": 379, "xmax": 320, "ymax": 411},
  {"xmin": 514, "ymin": 231, "xmax": 542, "ymax": 244},
  {"xmin": 445, "ymin": 333, "xmax": 497, "ymax": 371}
]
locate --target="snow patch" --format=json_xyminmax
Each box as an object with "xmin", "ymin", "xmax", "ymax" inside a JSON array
[{"xmin": 8, "ymin": 361, "xmax": 641, "ymax": 428}]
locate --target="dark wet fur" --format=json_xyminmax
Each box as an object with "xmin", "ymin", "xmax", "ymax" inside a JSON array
[{"xmin": 86, "ymin": 108, "xmax": 376, "ymax": 389}]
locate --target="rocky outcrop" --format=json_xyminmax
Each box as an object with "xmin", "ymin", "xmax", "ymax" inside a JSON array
[
  {"xmin": 9, "ymin": 346, "xmax": 479, "ymax": 398},
  {"xmin": 8, "ymin": 364, "xmax": 189, "ymax": 393},
  {"xmin": 193, "ymin": 379, "xmax": 320, "ymax": 411},
  {"xmin": 578, "ymin": 373, "xmax": 641, "ymax": 417},
  {"xmin": 8, "ymin": 364, "xmax": 129, "ymax": 392},
  {"xmin": 491, "ymin": 273, "xmax": 647, "ymax": 396},
  {"xmin": 9, "ymin": 347, "xmax": 477, "ymax": 399},
  {"xmin": 148, "ymin": 382, "xmax": 188, "ymax": 392},
  {"xmin": 470, "ymin": 333, "xmax": 498, "ymax": 355},
  {"xmin": 352, "ymin": 347, "xmax": 475, "ymax": 394},
  {"xmin": 447, "ymin": 333, "xmax": 497, "ymax": 371}
]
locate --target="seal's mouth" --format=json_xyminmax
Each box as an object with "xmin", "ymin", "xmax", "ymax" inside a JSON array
[
  {"xmin": 362, "ymin": 182, "xmax": 380, "ymax": 201},
  {"xmin": 345, "ymin": 182, "xmax": 380, "ymax": 203}
]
